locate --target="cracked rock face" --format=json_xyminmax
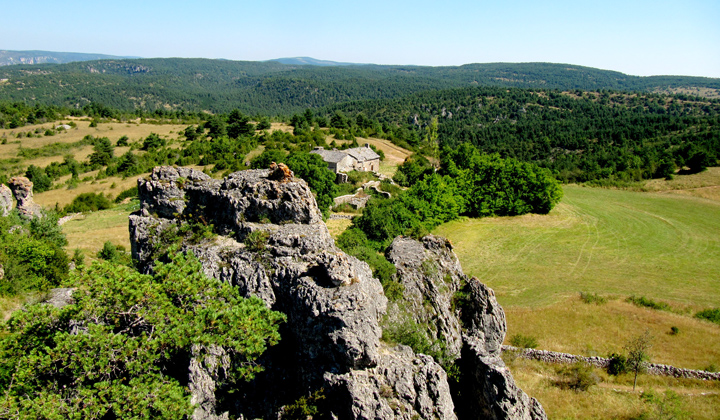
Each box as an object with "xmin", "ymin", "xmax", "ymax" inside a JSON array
[
  {"xmin": 386, "ymin": 235, "xmax": 546, "ymax": 420},
  {"xmin": 130, "ymin": 166, "xmax": 546, "ymax": 420},
  {"xmin": 8, "ymin": 177, "xmax": 42, "ymax": 218}
]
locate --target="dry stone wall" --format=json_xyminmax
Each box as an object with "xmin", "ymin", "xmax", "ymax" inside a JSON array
[{"xmin": 504, "ymin": 346, "xmax": 720, "ymax": 381}]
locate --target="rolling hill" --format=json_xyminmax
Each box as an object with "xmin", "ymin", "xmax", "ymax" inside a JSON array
[{"xmin": 1, "ymin": 57, "xmax": 718, "ymax": 114}]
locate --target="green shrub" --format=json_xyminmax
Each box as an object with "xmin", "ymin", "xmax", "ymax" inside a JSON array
[
  {"xmin": 607, "ymin": 353, "xmax": 629, "ymax": 375},
  {"xmin": 281, "ymin": 389, "xmax": 326, "ymax": 420},
  {"xmin": 114, "ymin": 186, "xmax": 139, "ymax": 203},
  {"xmin": 72, "ymin": 249, "xmax": 85, "ymax": 268},
  {"xmin": 141, "ymin": 132, "xmax": 165, "ymax": 150},
  {"xmin": 627, "ymin": 295, "xmax": 671, "ymax": 311},
  {"xmin": 555, "ymin": 363, "xmax": 600, "ymax": 392},
  {"xmin": 451, "ymin": 286, "xmax": 471, "ymax": 313},
  {"xmin": 694, "ymin": 308, "xmax": 720, "ymax": 325},
  {"xmin": 0, "ymin": 252, "xmax": 285, "ymax": 419},
  {"xmin": 244, "ymin": 230, "xmax": 270, "ymax": 253},
  {"xmin": 25, "ymin": 165, "xmax": 52, "ymax": 193},
  {"xmin": 97, "ymin": 241, "xmax": 120, "ymax": 262},
  {"xmin": 382, "ymin": 316, "xmax": 433, "ymax": 356},
  {"xmin": 64, "ymin": 192, "xmax": 112, "ymax": 213},
  {"xmin": 580, "ymin": 292, "xmax": 607, "ymax": 304},
  {"xmin": 636, "ymin": 389, "xmax": 689, "ymax": 420},
  {"xmin": 669, "ymin": 326, "xmax": 679, "ymax": 335},
  {"xmin": 509, "ymin": 334, "xmax": 539, "ymax": 349}
]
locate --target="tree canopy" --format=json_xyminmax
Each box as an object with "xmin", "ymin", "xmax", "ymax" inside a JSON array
[{"xmin": 0, "ymin": 251, "xmax": 285, "ymax": 419}]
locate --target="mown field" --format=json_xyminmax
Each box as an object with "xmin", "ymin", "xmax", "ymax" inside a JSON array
[
  {"xmin": 434, "ymin": 183, "xmax": 720, "ymax": 309},
  {"xmin": 435, "ymin": 173, "xmax": 720, "ymax": 418}
]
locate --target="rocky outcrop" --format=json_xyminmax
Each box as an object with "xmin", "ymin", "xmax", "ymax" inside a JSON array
[
  {"xmin": 325, "ymin": 345, "xmax": 456, "ymax": 420},
  {"xmin": 130, "ymin": 166, "xmax": 546, "ymax": 420},
  {"xmin": 43, "ymin": 288, "xmax": 76, "ymax": 308},
  {"xmin": 190, "ymin": 345, "xmax": 231, "ymax": 420},
  {"xmin": 387, "ymin": 235, "xmax": 546, "ymax": 420},
  {"xmin": 0, "ymin": 184, "xmax": 12, "ymax": 217},
  {"xmin": 8, "ymin": 177, "xmax": 42, "ymax": 218}
]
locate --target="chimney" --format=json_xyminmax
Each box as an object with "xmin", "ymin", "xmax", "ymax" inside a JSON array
[{"xmin": 365, "ymin": 143, "xmax": 370, "ymax": 148}]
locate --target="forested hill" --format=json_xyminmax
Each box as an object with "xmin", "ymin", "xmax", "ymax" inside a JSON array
[
  {"xmin": 323, "ymin": 86, "xmax": 720, "ymax": 184},
  {"xmin": 0, "ymin": 58, "xmax": 718, "ymax": 114}
]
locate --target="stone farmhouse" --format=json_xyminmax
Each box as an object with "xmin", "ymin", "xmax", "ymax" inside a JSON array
[{"xmin": 310, "ymin": 144, "xmax": 380, "ymax": 173}]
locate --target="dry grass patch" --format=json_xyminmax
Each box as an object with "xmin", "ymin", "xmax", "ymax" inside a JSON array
[
  {"xmin": 326, "ymin": 217, "xmax": 353, "ymax": 239},
  {"xmin": 35, "ymin": 174, "xmax": 143, "ymax": 208},
  {"xmin": 505, "ymin": 296, "xmax": 720, "ymax": 369},
  {"xmin": 62, "ymin": 203, "xmax": 137, "ymax": 260},
  {"xmin": 639, "ymin": 167, "xmax": 720, "ymax": 202},
  {"xmin": 269, "ymin": 122, "xmax": 294, "ymax": 133},
  {"xmin": 245, "ymin": 144, "xmax": 265, "ymax": 164},
  {"xmin": 508, "ymin": 358, "xmax": 720, "ymax": 420}
]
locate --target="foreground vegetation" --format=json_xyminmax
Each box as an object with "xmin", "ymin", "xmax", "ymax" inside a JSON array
[{"xmin": 0, "ymin": 251, "xmax": 284, "ymax": 418}]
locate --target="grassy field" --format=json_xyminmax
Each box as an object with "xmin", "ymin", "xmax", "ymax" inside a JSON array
[
  {"xmin": 62, "ymin": 201, "xmax": 139, "ymax": 260},
  {"xmin": 434, "ymin": 172, "xmax": 720, "ymax": 418},
  {"xmin": 434, "ymin": 185, "xmax": 720, "ymax": 309},
  {"xmin": 507, "ymin": 357, "xmax": 720, "ymax": 420},
  {"xmin": 505, "ymin": 296, "xmax": 720, "ymax": 369}
]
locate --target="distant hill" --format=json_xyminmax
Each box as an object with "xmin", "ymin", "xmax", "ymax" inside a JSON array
[
  {"xmin": 270, "ymin": 57, "xmax": 363, "ymax": 66},
  {"xmin": 0, "ymin": 50, "xmax": 137, "ymax": 66},
  {"xmin": 0, "ymin": 57, "xmax": 718, "ymax": 114}
]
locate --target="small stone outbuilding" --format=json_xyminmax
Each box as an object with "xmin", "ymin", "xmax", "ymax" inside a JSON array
[{"xmin": 310, "ymin": 144, "xmax": 380, "ymax": 173}]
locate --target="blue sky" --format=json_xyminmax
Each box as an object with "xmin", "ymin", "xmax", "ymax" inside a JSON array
[{"xmin": 2, "ymin": 0, "xmax": 719, "ymax": 77}]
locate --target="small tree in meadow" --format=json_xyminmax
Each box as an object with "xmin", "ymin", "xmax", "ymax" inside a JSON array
[{"xmin": 625, "ymin": 329, "xmax": 653, "ymax": 391}]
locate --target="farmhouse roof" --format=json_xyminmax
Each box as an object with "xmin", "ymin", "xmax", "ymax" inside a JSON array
[
  {"xmin": 310, "ymin": 144, "xmax": 379, "ymax": 163},
  {"xmin": 311, "ymin": 149, "xmax": 351, "ymax": 163},
  {"xmin": 345, "ymin": 144, "xmax": 380, "ymax": 162}
]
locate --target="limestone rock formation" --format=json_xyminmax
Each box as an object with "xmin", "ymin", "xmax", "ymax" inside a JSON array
[
  {"xmin": 8, "ymin": 176, "xmax": 42, "ymax": 218},
  {"xmin": 386, "ymin": 236, "xmax": 546, "ymax": 420},
  {"xmin": 130, "ymin": 166, "xmax": 546, "ymax": 420},
  {"xmin": 0, "ymin": 184, "xmax": 12, "ymax": 217}
]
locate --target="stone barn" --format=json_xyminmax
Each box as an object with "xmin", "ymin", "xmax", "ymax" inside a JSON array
[{"xmin": 310, "ymin": 144, "xmax": 380, "ymax": 173}]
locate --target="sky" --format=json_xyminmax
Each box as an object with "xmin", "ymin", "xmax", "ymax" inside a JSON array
[{"xmin": 2, "ymin": 0, "xmax": 719, "ymax": 78}]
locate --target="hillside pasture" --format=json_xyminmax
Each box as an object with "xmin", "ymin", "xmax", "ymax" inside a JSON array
[
  {"xmin": 509, "ymin": 357, "xmax": 720, "ymax": 420},
  {"xmin": 61, "ymin": 202, "xmax": 137, "ymax": 261},
  {"xmin": 434, "ymin": 184, "xmax": 720, "ymax": 309},
  {"xmin": 505, "ymin": 295, "xmax": 720, "ymax": 369}
]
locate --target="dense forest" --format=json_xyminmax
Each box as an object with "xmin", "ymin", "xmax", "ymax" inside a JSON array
[
  {"xmin": 322, "ymin": 87, "xmax": 720, "ymax": 183},
  {"xmin": 1, "ymin": 58, "xmax": 719, "ymax": 114}
]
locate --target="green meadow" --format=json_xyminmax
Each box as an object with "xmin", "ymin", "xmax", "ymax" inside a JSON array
[
  {"xmin": 434, "ymin": 185, "xmax": 720, "ymax": 309},
  {"xmin": 435, "ymin": 183, "xmax": 720, "ymax": 417}
]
